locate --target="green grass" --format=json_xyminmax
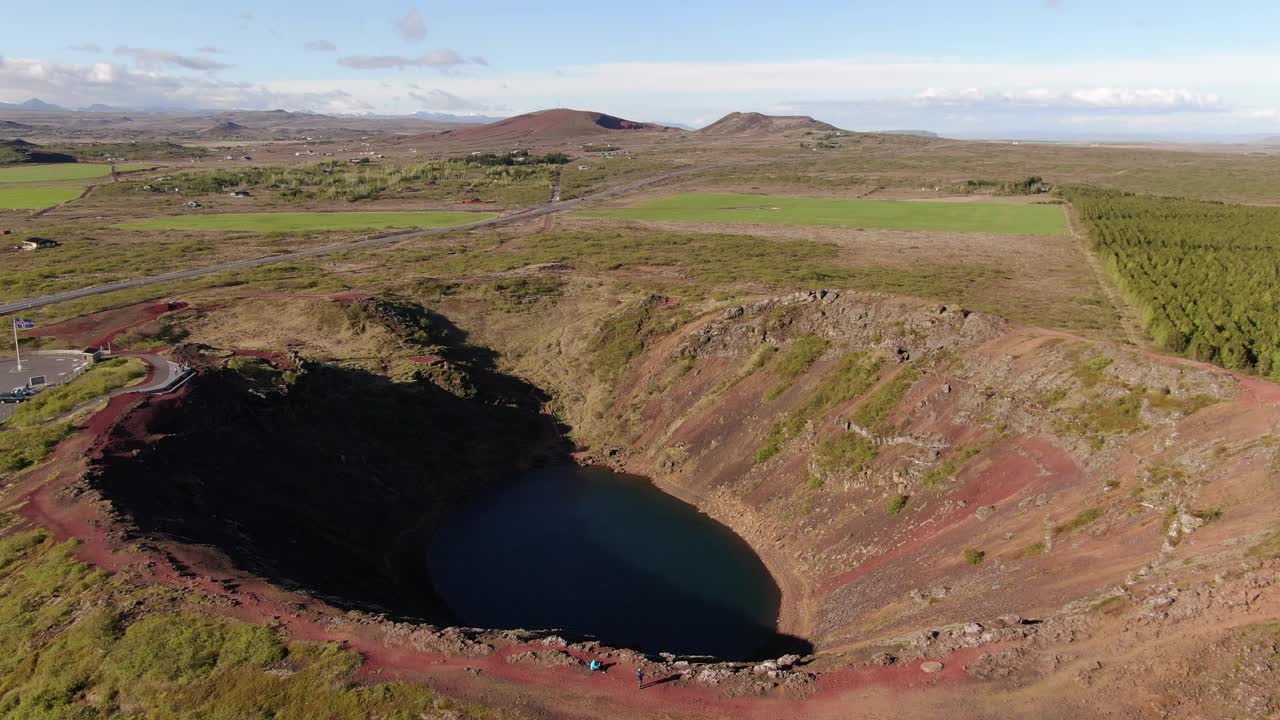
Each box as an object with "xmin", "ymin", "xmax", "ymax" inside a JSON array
[
  {"xmin": 852, "ymin": 365, "xmax": 920, "ymax": 434},
  {"xmin": 816, "ymin": 433, "xmax": 877, "ymax": 474},
  {"xmin": 1020, "ymin": 541, "xmax": 1047, "ymax": 558},
  {"xmin": 5, "ymin": 358, "xmax": 148, "ymax": 428},
  {"xmin": 0, "ymin": 531, "xmax": 511, "ymax": 720},
  {"xmin": 0, "ymin": 163, "xmax": 112, "ymax": 183},
  {"xmin": 0, "ymin": 423, "xmax": 73, "ymax": 476},
  {"xmin": 963, "ymin": 548, "xmax": 986, "ymax": 565},
  {"xmin": 0, "ymin": 186, "xmax": 82, "ymax": 209},
  {"xmin": 116, "ymin": 210, "xmax": 498, "ymax": 233},
  {"xmin": 588, "ymin": 192, "xmax": 1069, "ymax": 236},
  {"xmin": 886, "ymin": 493, "xmax": 910, "ymax": 516},
  {"xmin": 765, "ymin": 335, "xmax": 829, "ymax": 399}
]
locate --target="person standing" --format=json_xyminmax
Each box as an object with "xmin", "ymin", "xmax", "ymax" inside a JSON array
[{"xmin": 636, "ymin": 668, "xmax": 645, "ymax": 689}]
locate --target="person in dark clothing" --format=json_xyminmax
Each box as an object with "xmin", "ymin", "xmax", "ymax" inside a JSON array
[{"xmin": 637, "ymin": 668, "xmax": 645, "ymax": 689}]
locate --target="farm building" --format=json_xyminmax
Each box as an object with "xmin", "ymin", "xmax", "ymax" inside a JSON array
[{"xmin": 20, "ymin": 238, "xmax": 59, "ymax": 250}]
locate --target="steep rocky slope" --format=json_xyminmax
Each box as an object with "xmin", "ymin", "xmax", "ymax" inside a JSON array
[
  {"xmin": 61, "ymin": 287, "xmax": 1280, "ymax": 718},
  {"xmin": 584, "ymin": 291, "xmax": 1275, "ymax": 660}
]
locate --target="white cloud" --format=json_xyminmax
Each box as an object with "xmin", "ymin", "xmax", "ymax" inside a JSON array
[
  {"xmin": 197, "ymin": 46, "xmax": 227, "ymax": 55},
  {"xmin": 304, "ymin": 40, "xmax": 337, "ymax": 52},
  {"xmin": 114, "ymin": 46, "xmax": 231, "ymax": 72},
  {"xmin": 68, "ymin": 43, "xmax": 102, "ymax": 53},
  {"xmin": 911, "ymin": 87, "xmax": 1223, "ymax": 112},
  {"xmin": 337, "ymin": 50, "xmax": 482, "ymax": 70},
  {"xmin": 395, "ymin": 9, "xmax": 427, "ymax": 43},
  {"xmin": 0, "ymin": 56, "xmax": 369, "ymax": 113},
  {"xmin": 5, "ymin": 50, "xmax": 1280, "ymax": 136},
  {"xmin": 409, "ymin": 89, "xmax": 488, "ymax": 111}
]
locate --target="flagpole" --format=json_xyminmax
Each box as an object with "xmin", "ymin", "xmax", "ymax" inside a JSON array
[{"xmin": 12, "ymin": 318, "xmax": 21, "ymax": 372}]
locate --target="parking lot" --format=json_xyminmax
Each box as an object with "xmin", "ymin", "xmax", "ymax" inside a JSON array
[{"xmin": 0, "ymin": 351, "xmax": 93, "ymax": 421}]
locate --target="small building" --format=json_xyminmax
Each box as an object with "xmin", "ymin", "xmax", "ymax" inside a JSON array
[
  {"xmin": 186, "ymin": 200, "xmax": 202, "ymax": 208},
  {"xmin": 228, "ymin": 190, "xmax": 252, "ymax": 197},
  {"xmin": 21, "ymin": 238, "xmax": 59, "ymax": 250}
]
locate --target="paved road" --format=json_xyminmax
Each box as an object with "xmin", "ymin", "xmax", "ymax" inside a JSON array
[
  {"xmin": 0, "ymin": 164, "xmax": 714, "ymax": 317},
  {"xmin": 0, "ymin": 351, "xmax": 188, "ymax": 424},
  {"xmin": 0, "ymin": 142, "xmax": 962, "ymax": 318},
  {"xmin": 125, "ymin": 353, "xmax": 188, "ymax": 394}
]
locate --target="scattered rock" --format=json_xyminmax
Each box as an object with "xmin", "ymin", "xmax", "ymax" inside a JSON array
[
  {"xmin": 869, "ymin": 652, "xmax": 896, "ymax": 666},
  {"xmin": 505, "ymin": 649, "xmax": 581, "ymax": 668},
  {"xmin": 920, "ymin": 661, "xmax": 944, "ymax": 673},
  {"xmin": 975, "ymin": 505, "xmax": 996, "ymax": 521}
]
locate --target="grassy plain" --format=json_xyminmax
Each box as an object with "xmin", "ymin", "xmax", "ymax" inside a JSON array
[
  {"xmin": 0, "ymin": 163, "xmax": 153, "ymax": 209},
  {"xmin": 588, "ymin": 192, "xmax": 1068, "ymax": 235},
  {"xmin": 0, "ymin": 164, "xmax": 113, "ymax": 183},
  {"xmin": 0, "ymin": 186, "xmax": 83, "ymax": 209},
  {"xmin": 116, "ymin": 210, "xmax": 498, "ymax": 232}
]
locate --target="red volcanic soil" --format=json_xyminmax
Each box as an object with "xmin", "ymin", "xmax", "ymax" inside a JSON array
[
  {"xmin": 6, "ymin": 384, "xmax": 997, "ymax": 720},
  {"xmin": 430, "ymin": 109, "xmax": 672, "ymax": 144},
  {"xmin": 27, "ymin": 301, "xmax": 187, "ymax": 349}
]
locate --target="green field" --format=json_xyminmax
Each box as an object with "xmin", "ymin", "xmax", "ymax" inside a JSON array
[
  {"xmin": 0, "ymin": 186, "xmax": 83, "ymax": 209},
  {"xmin": 116, "ymin": 211, "xmax": 499, "ymax": 232},
  {"xmin": 588, "ymin": 192, "xmax": 1069, "ymax": 235},
  {"xmin": 0, "ymin": 163, "xmax": 114, "ymax": 183}
]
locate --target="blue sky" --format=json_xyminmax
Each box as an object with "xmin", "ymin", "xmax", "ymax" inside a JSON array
[{"xmin": 3, "ymin": 0, "xmax": 1279, "ymax": 138}]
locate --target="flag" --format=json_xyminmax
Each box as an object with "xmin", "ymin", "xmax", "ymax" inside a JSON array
[{"xmin": 13, "ymin": 318, "xmax": 34, "ymax": 329}]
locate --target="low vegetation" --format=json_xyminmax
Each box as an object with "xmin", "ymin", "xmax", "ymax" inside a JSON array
[
  {"xmin": 765, "ymin": 335, "xmax": 829, "ymax": 399},
  {"xmin": 886, "ymin": 493, "xmax": 910, "ymax": 516},
  {"xmin": 0, "ymin": 423, "xmax": 73, "ymax": 476},
  {"xmin": 962, "ymin": 548, "xmax": 986, "ymax": 565},
  {"xmin": 0, "ymin": 531, "xmax": 508, "ymax": 719},
  {"xmin": 590, "ymin": 298, "xmax": 689, "ymax": 381},
  {"xmin": 815, "ymin": 433, "xmax": 877, "ymax": 474},
  {"xmin": 958, "ymin": 176, "xmax": 1050, "ymax": 196},
  {"xmin": 1055, "ymin": 508, "xmax": 1104, "ymax": 534},
  {"xmin": 125, "ymin": 157, "xmax": 557, "ymax": 205},
  {"xmin": 851, "ymin": 365, "xmax": 919, "ymax": 434},
  {"xmin": 920, "ymin": 443, "xmax": 985, "ymax": 488},
  {"xmin": 116, "ymin": 210, "xmax": 496, "ymax": 233},
  {"xmin": 1067, "ymin": 187, "xmax": 1280, "ymax": 377}
]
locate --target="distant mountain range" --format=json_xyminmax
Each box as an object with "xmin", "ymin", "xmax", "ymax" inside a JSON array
[
  {"xmin": 0, "ymin": 98, "xmax": 66, "ymax": 111},
  {"xmin": 0, "ymin": 98, "xmax": 503, "ymax": 124}
]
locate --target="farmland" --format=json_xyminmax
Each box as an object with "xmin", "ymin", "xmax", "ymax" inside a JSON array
[
  {"xmin": 115, "ymin": 210, "xmax": 499, "ymax": 232},
  {"xmin": 0, "ymin": 186, "xmax": 83, "ymax": 209},
  {"xmin": 587, "ymin": 192, "xmax": 1068, "ymax": 235},
  {"xmin": 0, "ymin": 162, "xmax": 154, "ymax": 210}
]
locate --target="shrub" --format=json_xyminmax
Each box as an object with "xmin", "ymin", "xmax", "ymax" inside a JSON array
[
  {"xmin": 1021, "ymin": 541, "xmax": 1046, "ymax": 558},
  {"xmin": 886, "ymin": 494, "xmax": 909, "ymax": 516},
  {"xmin": 1055, "ymin": 507, "xmax": 1103, "ymax": 534},
  {"xmin": 962, "ymin": 548, "xmax": 986, "ymax": 565}
]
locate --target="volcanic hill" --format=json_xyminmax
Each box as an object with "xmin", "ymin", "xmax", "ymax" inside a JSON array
[
  {"xmin": 433, "ymin": 108, "xmax": 672, "ymax": 144},
  {"xmin": 700, "ymin": 111, "xmax": 837, "ymax": 135}
]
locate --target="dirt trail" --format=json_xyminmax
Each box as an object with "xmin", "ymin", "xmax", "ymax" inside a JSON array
[{"xmin": 1064, "ymin": 204, "xmax": 1147, "ymax": 347}]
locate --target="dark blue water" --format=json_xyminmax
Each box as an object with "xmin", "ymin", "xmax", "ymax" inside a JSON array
[{"xmin": 427, "ymin": 466, "xmax": 784, "ymax": 659}]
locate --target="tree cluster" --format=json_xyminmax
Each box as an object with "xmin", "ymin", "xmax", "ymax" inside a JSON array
[{"xmin": 1066, "ymin": 187, "xmax": 1280, "ymax": 377}]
